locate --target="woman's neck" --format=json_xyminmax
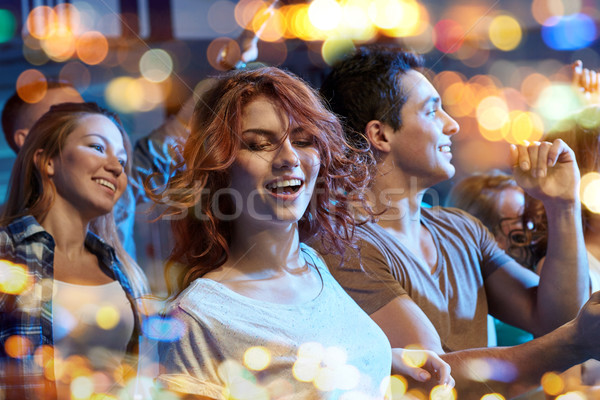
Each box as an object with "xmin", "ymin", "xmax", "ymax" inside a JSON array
[
  {"xmin": 217, "ymin": 222, "xmax": 306, "ymax": 280},
  {"xmin": 39, "ymin": 203, "xmax": 90, "ymax": 259}
]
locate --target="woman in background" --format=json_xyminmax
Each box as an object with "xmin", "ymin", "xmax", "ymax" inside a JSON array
[
  {"xmin": 0, "ymin": 102, "xmax": 149, "ymax": 400},
  {"xmin": 154, "ymin": 67, "xmax": 452, "ymax": 399}
]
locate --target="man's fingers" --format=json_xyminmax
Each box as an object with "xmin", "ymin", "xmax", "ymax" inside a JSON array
[
  {"xmin": 573, "ymin": 60, "xmax": 583, "ymax": 87},
  {"xmin": 535, "ymin": 141, "xmax": 552, "ymax": 178},
  {"xmin": 515, "ymin": 142, "xmax": 531, "ymax": 171}
]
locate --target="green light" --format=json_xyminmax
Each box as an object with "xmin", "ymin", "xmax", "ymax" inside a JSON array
[{"xmin": 0, "ymin": 9, "xmax": 16, "ymax": 43}]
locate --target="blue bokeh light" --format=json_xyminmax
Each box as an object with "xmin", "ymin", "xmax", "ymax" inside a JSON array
[
  {"xmin": 142, "ymin": 315, "xmax": 186, "ymax": 342},
  {"xmin": 541, "ymin": 13, "xmax": 597, "ymax": 51}
]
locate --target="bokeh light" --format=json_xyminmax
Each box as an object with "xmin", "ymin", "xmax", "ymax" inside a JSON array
[
  {"xmin": 488, "ymin": 15, "xmax": 522, "ymax": 51},
  {"xmin": 207, "ymin": 37, "xmax": 241, "ymax": 70},
  {"xmin": 434, "ymin": 19, "xmax": 464, "ymax": 54},
  {"xmin": 541, "ymin": 372, "xmax": 564, "ymax": 396},
  {"xmin": 481, "ymin": 394, "xmax": 505, "ymax": 400},
  {"xmin": 76, "ymin": 31, "xmax": 109, "ymax": 65},
  {"xmin": 430, "ymin": 385, "xmax": 456, "ymax": 400},
  {"xmin": 5, "ymin": 335, "xmax": 32, "ymax": 359},
  {"xmin": 581, "ymin": 172, "xmax": 600, "ymax": 214},
  {"xmin": 96, "ymin": 305, "xmax": 120, "ymax": 330},
  {"xmin": 26, "ymin": 6, "xmax": 57, "ymax": 40},
  {"xmin": 380, "ymin": 0, "xmax": 423, "ymax": 37},
  {"xmin": 309, "ymin": 0, "xmax": 341, "ymax": 31},
  {"xmin": 555, "ymin": 392, "xmax": 587, "ymax": 400},
  {"xmin": 0, "ymin": 260, "xmax": 32, "ymax": 295},
  {"xmin": 400, "ymin": 346, "xmax": 427, "ymax": 368},
  {"xmin": 16, "ymin": 69, "xmax": 47, "ymax": 104},
  {"xmin": 321, "ymin": 38, "xmax": 354, "ymax": 66},
  {"xmin": 535, "ymin": 84, "xmax": 583, "ymax": 125},
  {"xmin": 541, "ymin": 14, "xmax": 597, "ymax": 50},
  {"xmin": 140, "ymin": 49, "xmax": 173, "ymax": 83},
  {"xmin": 243, "ymin": 346, "xmax": 271, "ymax": 371},
  {"xmin": 142, "ymin": 315, "xmax": 186, "ymax": 342},
  {"xmin": 208, "ymin": 0, "xmax": 239, "ymax": 34},
  {"xmin": 106, "ymin": 76, "xmax": 138, "ymax": 113},
  {"xmin": 41, "ymin": 27, "xmax": 76, "ymax": 61},
  {"xmin": 383, "ymin": 375, "xmax": 407, "ymax": 399},
  {"xmin": 0, "ymin": 9, "xmax": 16, "ymax": 43},
  {"xmin": 71, "ymin": 376, "xmax": 94, "ymax": 399},
  {"xmin": 60, "ymin": 61, "xmax": 91, "ymax": 92}
]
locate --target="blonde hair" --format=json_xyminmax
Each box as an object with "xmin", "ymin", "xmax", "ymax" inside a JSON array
[{"xmin": 1, "ymin": 102, "xmax": 148, "ymax": 298}]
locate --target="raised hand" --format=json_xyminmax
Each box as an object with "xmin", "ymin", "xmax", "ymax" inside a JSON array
[
  {"xmin": 572, "ymin": 60, "xmax": 600, "ymax": 106},
  {"xmin": 510, "ymin": 139, "xmax": 579, "ymax": 204}
]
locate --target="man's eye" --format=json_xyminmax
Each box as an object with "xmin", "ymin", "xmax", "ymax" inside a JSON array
[
  {"xmin": 91, "ymin": 144, "xmax": 104, "ymax": 152},
  {"xmin": 118, "ymin": 159, "xmax": 126, "ymax": 167}
]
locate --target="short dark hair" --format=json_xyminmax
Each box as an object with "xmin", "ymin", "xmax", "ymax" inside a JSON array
[
  {"xmin": 1, "ymin": 79, "xmax": 77, "ymax": 152},
  {"xmin": 320, "ymin": 45, "xmax": 424, "ymax": 149}
]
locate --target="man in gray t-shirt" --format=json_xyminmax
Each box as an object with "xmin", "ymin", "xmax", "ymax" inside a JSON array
[{"xmin": 319, "ymin": 45, "xmax": 600, "ymax": 399}]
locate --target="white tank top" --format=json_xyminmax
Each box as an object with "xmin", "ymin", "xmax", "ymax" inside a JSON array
[{"xmin": 52, "ymin": 280, "xmax": 135, "ymax": 399}]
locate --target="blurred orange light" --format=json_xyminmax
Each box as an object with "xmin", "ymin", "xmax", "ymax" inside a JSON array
[
  {"xmin": 41, "ymin": 28, "xmax": 76, "ymax": 61},
  {"xmin": 54, "ymin": 3, "xmax": 82, "ymax": 35},
  {"xmin": 26, "ymin": 6, "xmax": 57, "ymax": 40},
  {"xmin": 235, "ymin": 0, "xmax": 266, "ymax": 30},
  {"xmin": 541, "ymin": 372, "xmax": 564, "ymax": 396},
  {"xmin": 17, "ymin": 69, "xmax": 48, "ymax": 103},
  {"xmin": 5, "ymin": 336, "xmax": 32, "ymax": 359},
  {"xmin": 252, "ymin": 7, "xmax": 285, "ymax": 42},
  {"xmin": 521, "ymin": 73, "xmax": 551, "ymax": 107},
  {"xmin": 76, "ymin": 31, "xmax": 109, "ymax": 65}
]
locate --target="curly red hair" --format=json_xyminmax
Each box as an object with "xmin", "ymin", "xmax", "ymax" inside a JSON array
[{"xmin": 150, "ymin": 67, "xmax": 373, "ymax": 295}]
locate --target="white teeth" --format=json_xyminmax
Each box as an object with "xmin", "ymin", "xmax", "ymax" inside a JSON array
[
  {"xmin": 266, "ymin": 179, "xmax": 302, "ymax": 190},
  {"xmin": 439, "ymin": 145, "xmax": 451, "ymax": 153},
  {"xmin": 95, "ymin": 179, "xmax": 116, "ymax": 192}
]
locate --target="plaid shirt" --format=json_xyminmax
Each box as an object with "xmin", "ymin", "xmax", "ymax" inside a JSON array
[{"xmin": 0, "ymin": 215, "xmax": 141, "ymax": 400}]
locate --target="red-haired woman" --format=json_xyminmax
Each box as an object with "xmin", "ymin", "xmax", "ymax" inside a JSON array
[
  {"xmin": 0, "ymin": 103, "xmax": 150, "ymax": 400},
  {"xmin": 154, "ymin": 67, "xmax": 452, "ymax": 399}
]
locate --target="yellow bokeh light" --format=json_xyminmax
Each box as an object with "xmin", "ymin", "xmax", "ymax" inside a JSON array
[
  {"xmin": 308, "ymin": 0, "xmax": 341, "ymax": 31},
  {"xmin": 243, "ymin": 346, "xmax": 271, "ymax": 371},
  {"xmin": 96, "ymin": 305, "xmax": 120, "ymax": 330},
  {"xmin": 0, "ymin": 260, "xmax": 32, "ymax": 295},
  {"xmin": 581, "ymin": 172, "xmax": 600, "ymax": 214},
  {"xmin": 508, "ymin": 111, "xmax": 544, "ymax": 145},
  {"xmin": 384, "ymin": 375, "xmax": 407, "ymax": 400},
  {"xmin": 76, "ymin": 31, "xmax": 109, "ymax": 65},
  {"xmin": 430, "ymin": 385, "xmax": 456, "ymax": 400},
  {"xmin": 105, "ymin": 76, "xmax": 144, "ymax": 113},
  {"xmin": 336, "ymin": 1, "xmax": 376, "ymax": 41},
  {"xmin": 477, "ymin": 96, "xmax": 509, "ymax": 131},
  {"xmin": 401, "ymin": 347, "xmax": 427, "ymax": 368},
  {"xmin": 140, "ymin": 49, "xmax": 173, "ymax": 83},
  {"xmin": 71, "ymin": 376, "xmax": 94, "ymax": 399},
  {"xmin": 541, "ymin": 372, "xmax": 564, "ymax": 396},
  {"xmin": 368, "ymin": 0, "xmax": 405, "ymax": 30},
  {"xmin": 54, "ymin": 3, "xmax": 83, "ymax": 35},
  {"xmin": 556, "ymin": 391, "xmax": 586, "ymax": 400},
  {"xmin": 252, "ymin": 7, "xmax": 285, "ymax": 42},
  {"xmin": 380, "ymin": 0, "xmax": 422, "ymax": 37},
  {"xmin": 489, "ymin": 15, "xmax": 522, "ymax": 51},
  {"xmin": 4, "ymin": 335, "xmax": 32, "ymax": 359},
  {"xmin": 321, "ymin": 38, "xmax": 355, "ymax": 66},
  {"xmin": 481, "ymin": 394, "xmax": 506, "ymax": 400}
]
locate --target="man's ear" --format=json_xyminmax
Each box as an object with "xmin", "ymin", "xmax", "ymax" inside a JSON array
[
  {"xmin": 13, "ymin": 129, "xmax": 28, "ymax": 150},
  {"xmin": 365, "ymin": 120, "xmax": 393, "ymax": 153},
  {"xmin": 34, "ymin": 149, "xmax": 54, "ymax": 177}
]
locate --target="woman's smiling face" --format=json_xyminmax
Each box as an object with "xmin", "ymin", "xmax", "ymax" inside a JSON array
[
  {"xmin": 228, "ymin": 96, "xmax": 321, "ymax": 226},
  {"xmin": 48, "ymin": 114, "xmax": 128, "ymax": 219}
]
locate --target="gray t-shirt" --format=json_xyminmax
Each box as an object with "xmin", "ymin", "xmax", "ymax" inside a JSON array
[
  {"xmin": 158, "ymin": 244, "xmax": 392, "ymax": 400},
  {"xmin": 320, "ymin": 207, "xmax": 512, "ymax": 352}
]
